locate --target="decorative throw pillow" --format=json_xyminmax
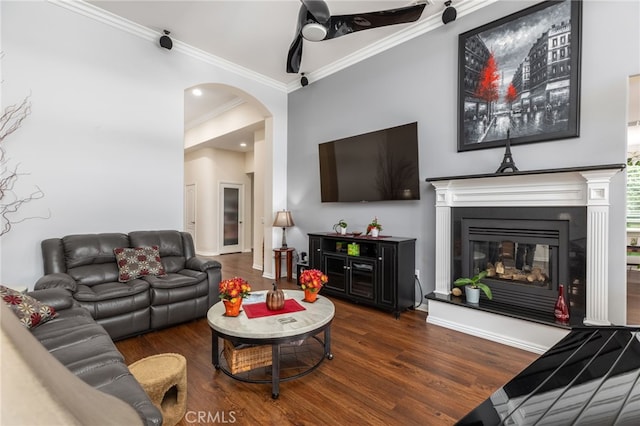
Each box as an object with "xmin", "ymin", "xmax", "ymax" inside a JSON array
[
  {"xmin": 114, "ymin": 245, "xmax": 166, "ymax": 283},
  {"xmin": 0, "ymin": 285, "xmax": 57, "ymax": 329}
]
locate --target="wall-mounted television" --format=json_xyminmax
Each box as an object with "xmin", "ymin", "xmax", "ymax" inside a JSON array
[{"xmin": 318, "ymin": 122, "xmax": 420, "ymax": 202}]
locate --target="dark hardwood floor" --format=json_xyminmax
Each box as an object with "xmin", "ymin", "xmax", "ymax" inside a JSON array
[{"xmin": 115, "ymin": 252, "xmax": 540, "ymax": 425}]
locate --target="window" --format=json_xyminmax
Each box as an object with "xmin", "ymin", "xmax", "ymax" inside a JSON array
[{"xmin": 628, "ymin": 159, "xmax": 640, "ymax": 224}]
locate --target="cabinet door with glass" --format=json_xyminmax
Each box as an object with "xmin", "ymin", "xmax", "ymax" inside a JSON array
[
  {"xmin": 322, "ymin": 253, "xmax": 347, "ymax": 294},
  {"xmin": 348, "ymin": 258, "xmax": 377, "ymax": 302}
]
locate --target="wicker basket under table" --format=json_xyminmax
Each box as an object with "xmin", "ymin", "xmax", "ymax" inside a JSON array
[{"xmin": 223, "ymin": 339, "xmax": 272, "ymax": 374}]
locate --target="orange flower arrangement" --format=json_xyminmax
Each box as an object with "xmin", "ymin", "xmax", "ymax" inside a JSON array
[
  {"xmin": 299, "ymin": 269, "xmax": 328, "ymax": 293},
  {"xmin": 218, "ymin": 277, "xmax": 251, "ymax": 303}
]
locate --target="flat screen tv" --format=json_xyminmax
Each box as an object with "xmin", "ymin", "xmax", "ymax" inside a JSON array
[{"xmin": 318, "ymin": 122, "xmax": 420, "ymax": 202}]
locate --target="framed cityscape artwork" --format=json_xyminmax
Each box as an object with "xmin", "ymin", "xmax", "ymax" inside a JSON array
[{"xmin": 457, "ymin": 0, "xmax": 582, "ymax": 152}]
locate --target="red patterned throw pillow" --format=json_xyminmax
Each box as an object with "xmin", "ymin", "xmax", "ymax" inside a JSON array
[
  {"xmin": 0, "ymin": 285, "xmax": 57, "ymax": 329},
  {"xmin": 114, "ymin": 245, "xmax": 166, "ymax": 283}
]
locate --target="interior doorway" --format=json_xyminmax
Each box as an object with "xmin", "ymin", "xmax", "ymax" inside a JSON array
[
  {"xmin": 219, "ymin": 183, "xmax": 243, "ymax": 254},
  {"xmin": 183, "ymin": 82, "xmax": 272, "ymax": 268},
  {"xmin": 185, "ymin": 183, "xmax": 196, "ymax": 245}
]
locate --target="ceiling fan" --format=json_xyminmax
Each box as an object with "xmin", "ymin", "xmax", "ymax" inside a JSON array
[{"xmin": 287, "ymin": 0, "xmax": 428, "ymax": 74}]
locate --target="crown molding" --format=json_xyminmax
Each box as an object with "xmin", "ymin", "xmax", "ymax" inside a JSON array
[
  {"xmin": 286, "ymin": 0, "xmax": 497, "ymax": 92},
  {"xmin": 50, "ymin": 0, "xmax": 495, "ymax": 94},
  {"xmin": 48, "ymin": 0, "xmax": 288, "ymax": 93},
  {"xmin": 184, "ymin": 97, "xmax": 246, "ymax": 131}
]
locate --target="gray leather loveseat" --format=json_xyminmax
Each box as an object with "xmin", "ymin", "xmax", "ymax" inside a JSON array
[{"xmin": 35, "ymin": 230, "xmax": 221, "ymax": 340}]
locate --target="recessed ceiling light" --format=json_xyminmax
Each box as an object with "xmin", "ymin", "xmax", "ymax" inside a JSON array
[
  {"xmin": 240, "ymin": 143, "xmax": 247, "ymax": 147},
  {"xmin": 192, "ymin": 88, "xmax": 202, "ymax": 97}
]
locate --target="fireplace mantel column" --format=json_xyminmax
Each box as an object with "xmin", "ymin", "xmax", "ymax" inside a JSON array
[
  {"xmin": 432, "ymin": 182, "xmax": 452, "ymax": 296},
  {"xmin": 581, "ymin": 170, "xmax": 617, "ymax": 326}
]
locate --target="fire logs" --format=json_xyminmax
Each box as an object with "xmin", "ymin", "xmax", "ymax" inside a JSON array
[{"xmin": 486, "ymin": 262, "xmax": 548, "ymax": 284}]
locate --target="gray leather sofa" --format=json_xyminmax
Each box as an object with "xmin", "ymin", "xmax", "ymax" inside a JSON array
[
  {"xmin": 35, "ymin": 230, "xmax": 221, "ymax": 340},
  {"xmin": 2, "ymin": 287, "xmax": 162, "ymax": 425}
]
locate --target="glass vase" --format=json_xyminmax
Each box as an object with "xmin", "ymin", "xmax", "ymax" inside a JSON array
[{"xmin": 554, "ymin": 284, "xmax": 569, "ymax": 324}]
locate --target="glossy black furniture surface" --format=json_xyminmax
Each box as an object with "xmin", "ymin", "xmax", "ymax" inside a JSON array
[
  {"xmin": 308, "ymin": 232, "xmax": 416, "ymax": 318},
  {"xmin": 457, "ymin": 326, "xmax": 640, "ymax": 425}
]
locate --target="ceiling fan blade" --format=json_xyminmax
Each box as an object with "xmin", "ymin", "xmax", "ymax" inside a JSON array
[
  {"xmin": 326, "ymin": 3, "xmax": 426, "ymax": 40},
  {"xmin": 300, "ymin": 0, "xmax": 330, "ymax": 24},
  {"xmin": 287, "ymin": 4, "xmax": 310, "ymax": 74},
  {"xmin": 287, "ymin": 32, "xmax": 304, "ymax": 74}
]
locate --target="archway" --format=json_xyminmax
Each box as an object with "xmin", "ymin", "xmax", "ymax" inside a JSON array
[{"xmin": 183, "ymin": 83, "xmax": 274, "ymax": 274}]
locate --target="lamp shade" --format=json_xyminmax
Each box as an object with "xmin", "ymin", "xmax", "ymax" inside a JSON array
[{"xmin": 273, "ymin": 210, "xmax": 295, "ymax": 228}]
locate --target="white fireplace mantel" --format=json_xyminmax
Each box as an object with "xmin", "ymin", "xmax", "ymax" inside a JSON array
[{"xmin": 426, "ymin": 165, "xmax": 624, "ymax": 353}]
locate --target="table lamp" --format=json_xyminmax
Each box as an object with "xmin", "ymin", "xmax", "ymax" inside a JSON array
[{"xmin": 273, "ymin": 210, "xmax": 294, "ymax": 249}]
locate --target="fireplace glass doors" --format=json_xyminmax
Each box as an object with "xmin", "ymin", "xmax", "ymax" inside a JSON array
[
  {"xmin": 470, "ymin": 241, "xmax": 552, "ymax": 289},
  {"xmin": 453, "ymin": 207, "xmax": 586, "ymax": 324},
  {"xmin": 467, "ymin": 217, "xmax": 565, "ymax": 277}
]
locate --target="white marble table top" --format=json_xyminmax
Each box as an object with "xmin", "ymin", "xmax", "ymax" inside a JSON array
[{"xmin": 207, "ymin": 290, "xmax": 335, "ymax": 339}]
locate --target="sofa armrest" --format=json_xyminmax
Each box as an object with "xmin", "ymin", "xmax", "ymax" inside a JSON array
[
  {"xmin": 26, "ymin": 288, "xmax": 75, "ymax": 311},
  {"xmin": 184, "ymin": 257, "xmax": 222, "ymax": 307},
  {"xmin": 35, "ymin": 273, "xmax": 77, "ymax": 292},
  {"xmin": 186, "ymin": 257, "xmax": 221, "ymax": 272}
]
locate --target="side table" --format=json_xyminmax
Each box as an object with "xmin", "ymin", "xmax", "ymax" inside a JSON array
[{"xmin": 273, "ymin": 248, "xmax": 294, "ymax": 282}]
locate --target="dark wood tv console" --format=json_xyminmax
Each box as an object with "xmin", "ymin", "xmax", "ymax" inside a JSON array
[{"xmin": 307, "ymin": 233, "xmax": 416, "ymax": 318}]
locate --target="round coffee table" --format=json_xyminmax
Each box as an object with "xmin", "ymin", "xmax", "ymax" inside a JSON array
[{"xmin": 207, "ymin": 290, "xmax": 334, "ymax": 398}]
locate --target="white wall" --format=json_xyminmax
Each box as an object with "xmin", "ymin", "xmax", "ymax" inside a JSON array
[
  {"xmin": 184, "ymin": 102, "xmax": 265, "ymax": 150},
  {"xmin": 287, "ymin": 0, "xmax": 639, "ymax": 324},
  {"xmin": 184, "ymin": 147, "xmax": 253, "ymax": 255},
  {"xmin": 1, "ymin": 1, "xmax": 287, "ymax": 288},
  {"xmin": 252, "ymin": 129, "xmax": 266, "ymax": 271}
]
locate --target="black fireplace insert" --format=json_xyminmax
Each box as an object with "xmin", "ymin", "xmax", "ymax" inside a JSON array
[{"xmin": 453, "ymin": 207, "xmax": 586, "ymax": 326}]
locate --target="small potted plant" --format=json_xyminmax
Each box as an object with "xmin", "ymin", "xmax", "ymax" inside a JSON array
[
  {"xmin": 299, "ymin": 269, "xmax": 328, "ymax": 303},
  {"xmin": 453, "ymin": 271, "xmax": 492, "ymax": 304},
  {"xmin": 366, "ymin": 217, "xmax": 382, "ymax": 237},
  {"xmin": 333, "ymin": 219, "xmax": 348, "ymax": 235},
  {"xmin": 219, "ymin": 277, "xmax": 252, "ymax": 316}
]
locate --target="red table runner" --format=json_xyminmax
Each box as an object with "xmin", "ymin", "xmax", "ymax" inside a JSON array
[{"xmin": 243, "ymin": 298, "xmax": 306, "ymax": 319}]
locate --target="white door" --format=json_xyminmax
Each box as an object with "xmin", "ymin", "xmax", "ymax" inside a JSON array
[
  {"xmin": 219, "ymin": 183, "xmax": 243, "ymax": 254},
  {"xmin": 185, "ymin": 184, "xmax": 196, "ymax": 245}
]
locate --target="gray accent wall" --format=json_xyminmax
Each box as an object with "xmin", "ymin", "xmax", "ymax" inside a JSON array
[{"xmin": 287, "ymin": 0, "xmax": 639, "ymax": 324}]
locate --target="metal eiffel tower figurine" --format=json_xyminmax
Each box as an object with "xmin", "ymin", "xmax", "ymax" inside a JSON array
[{"xmin": 496, "ymin": 130, "xmax": 519, "ymax": 173}]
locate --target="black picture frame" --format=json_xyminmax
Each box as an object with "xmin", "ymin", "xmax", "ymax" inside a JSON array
[{"xmin": 457, "ymin": 0, "xmax": 582, "ymax": 152}]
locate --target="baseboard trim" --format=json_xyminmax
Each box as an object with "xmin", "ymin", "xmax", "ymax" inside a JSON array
[
  {"xmin": 196, "ymin": 251, "xmax": 218, "ymax": 257},
  {"xmin": 426, "ymin": 300, "xmax": 569, "ymax": 354},
  {"xmin": 414, "ymin": 304, "xmax": 428, "ymax": 313}
]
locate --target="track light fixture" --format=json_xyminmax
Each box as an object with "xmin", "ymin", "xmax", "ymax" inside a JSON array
[
  {"xmin": 442, "ymin": 1, "xmax": 457, "ymax": 25},
  {"xmin": 300, "ymin": 73, "xmax": 309, "ymax": 87},
  {"xmin": 159, "ymin": 30, "xmax": 173, "ymax": 50}
]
